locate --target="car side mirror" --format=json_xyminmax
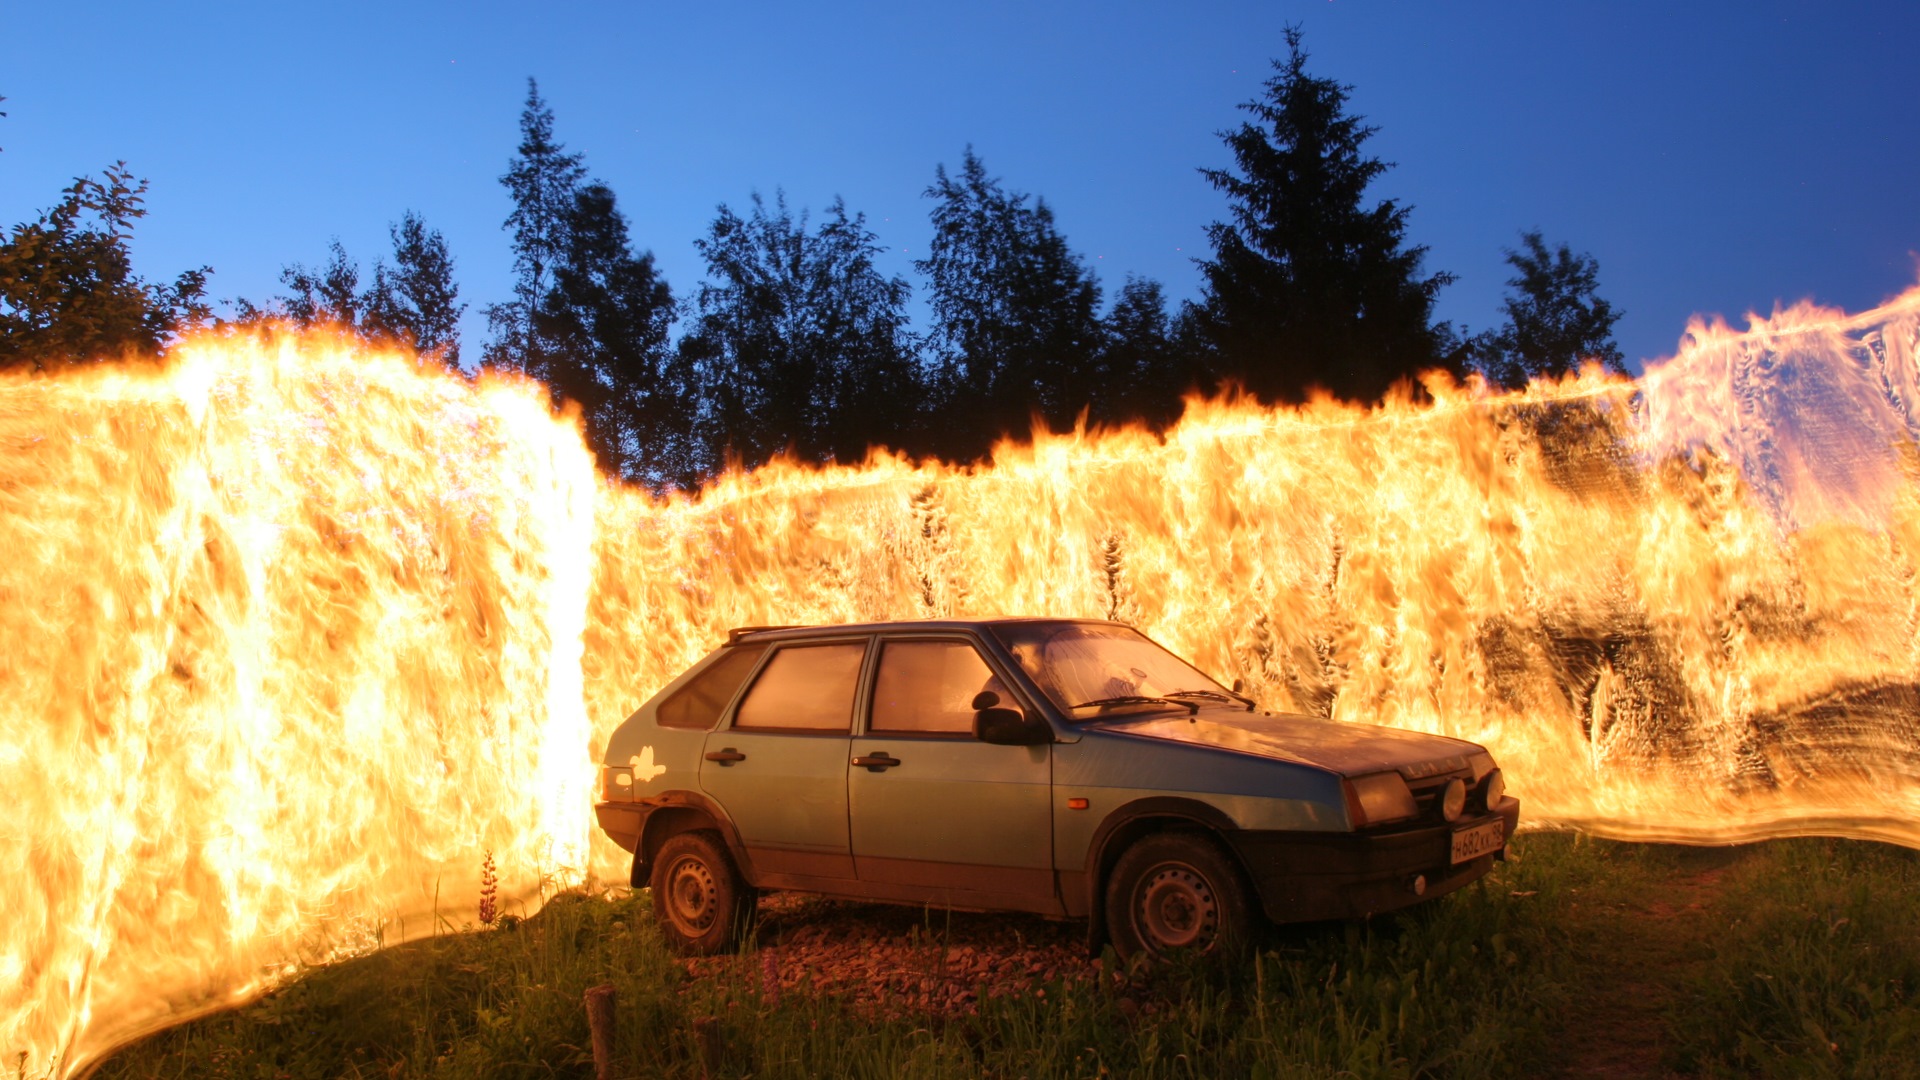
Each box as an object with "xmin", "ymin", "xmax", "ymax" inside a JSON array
[
  {"xmin": 974, "ymin": 706, "xmax": 1050, "ymax": 746},
  {"xmin": 971, "ymin": 690, "xmax": 999, "ymax": 710}
]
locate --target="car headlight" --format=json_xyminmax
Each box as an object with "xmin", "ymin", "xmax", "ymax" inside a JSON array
[
  {"xmin": 1481, "ymin": 768, "xmax": 1506, "ymax": 810},
  {"xmin": 1440, "ymin": 778, "xmax": 1467, "ymax": 822},
  {"xmin": 1344, "ymin": 771, "xmax": 1418, "ymax": 828}
]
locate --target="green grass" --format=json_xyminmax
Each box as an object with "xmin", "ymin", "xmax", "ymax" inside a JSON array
[
  {"xmin": 88, "ymin": 834, "xmax": 1920, "ymax": 1079},
  {"xmin": 1665, "ymin": 839, "xmax": 1920, "ymax": 1079}
]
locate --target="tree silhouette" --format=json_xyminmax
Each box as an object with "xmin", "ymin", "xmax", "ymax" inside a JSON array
[
  {"xmin": 537, "ymin": 181, "xmax": 690, "ymax": 487},
  {"xmin": 1471, "ymin": 230, "xmax": 1625, "ymax": 389},
  {"xmin": 1191, "ymin": 27, "xmax": 1456, "ymax": 404},
  {"xmin": 1096, "ymin": 275, "xmax": 1189, "ymax": 429},
  {"xmin": 484, "ymin": 80, "xmax": 688, "ymax": 486},
  {"xmin": 244, "ymin": 213, "xmax": 465, "ymax": 366},
  {"xmin": 267, "ymin": 240, "xmax": 363, "ymax": 328},
  {"xmin": 0, "ymin": 163, "xmax": 210, "ymax": 369},
  {"xmin": 485, "ymin": 78, "xmax": 587, "ymax": 378},
  {"xmin": 364, "ymin": 213, "xmax": 466, "ymax": 365},
  {"xmin": 918, "ymin": 148, "xmax": 1103, "ymax": 458},
  {"xmin": 681, "ymin": 192, "xmax": 921, "ymax": 471}
]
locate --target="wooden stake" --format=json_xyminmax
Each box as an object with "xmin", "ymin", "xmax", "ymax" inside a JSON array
[
  {"xmin": 584, "ymin": 983, "xmax": 616, "ymax": 1080},
  {"xmin": 692, "ymin": 1015, "xmax": 723, "ymax": 1079}
]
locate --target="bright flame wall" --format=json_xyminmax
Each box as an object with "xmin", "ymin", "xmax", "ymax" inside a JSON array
[
  {"xmin": 8, "ymin": 290, "xmax": 1920, "ymax": 1077},
  {"xmin": 589, "ymin": 290, "xmax": 1920, "ymax": 854},
  {"xmin": 1, "ymin": 334, "xmax": 594, "ymax": 1079}
]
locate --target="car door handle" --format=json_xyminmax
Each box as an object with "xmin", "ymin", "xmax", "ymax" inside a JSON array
[
  {"xmin": 704, "ymin": 748, "xmax": 747, "ymax": 765},
  {"xmin": 851, "ymin": 752, "xmax": 900, "ymax": 772}
]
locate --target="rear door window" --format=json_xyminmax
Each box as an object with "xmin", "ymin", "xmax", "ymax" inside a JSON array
[
  {"xmin": 733, "ymin": 642, "xmax": 867, "ymax": 732},
  {"xmin": 657, "ymin": 644, "xmax": 768, "ymax": 729}
]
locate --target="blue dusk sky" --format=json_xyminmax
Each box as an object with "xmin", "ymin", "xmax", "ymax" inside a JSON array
[{"xmin": 4, "ymin": 0, "xmax": 1916, "ymax": 375}]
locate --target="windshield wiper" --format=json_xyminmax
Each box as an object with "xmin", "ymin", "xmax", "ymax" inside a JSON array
[
  {"xmin": 1070, "ymin": 695, "xmax": 1199, "ymax": 716},
  {"xmin": 1165, "ymin": 688, "xmax": 1257, "ymax": 712}
]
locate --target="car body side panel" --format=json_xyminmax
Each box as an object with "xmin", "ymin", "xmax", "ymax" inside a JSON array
[
  {"xmin": 698, "ymin": 730, "xmax": 855, "ymax": 879},
  {"xmin": 846, "ymin": 737, "xmax": 1053, "ymax": 898},
  {"xmin": 1050, "ymin": 733, "xmax": 1348, "ymax": 876},
  {"xmin": 602, "ymin": 642, "xmax": 760, "ymax": 808},
  {"xmin": 616, "ymin": 789, "xmax": 754, "ymax": 886},
  {"xmin": 603, "ymin": 725, "xmax": 711, "ymax": 802}
]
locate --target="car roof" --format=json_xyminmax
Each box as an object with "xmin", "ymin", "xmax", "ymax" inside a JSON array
[{"xmin": 725, "ymin": 616, "xmax": 1121, "ymax": 645}]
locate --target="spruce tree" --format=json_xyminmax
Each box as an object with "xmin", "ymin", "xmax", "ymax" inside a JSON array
[
  {"xmin": 536, "ymin": 182, "xmax": 689, "ymax": 486},
  {"xmin": 1192, "ymin": 27, "xmax": 1455, "ymax": 404}
]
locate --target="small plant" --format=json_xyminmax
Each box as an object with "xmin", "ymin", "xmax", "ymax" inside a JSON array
[{"xmin": 477, "ymin": 849, "xmax": 498, "ymax": 928}]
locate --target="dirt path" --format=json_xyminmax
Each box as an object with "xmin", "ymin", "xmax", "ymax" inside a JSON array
[{"xmin": 1555, "ymin": 846, "xmax": 1742, "ymax": 1078}]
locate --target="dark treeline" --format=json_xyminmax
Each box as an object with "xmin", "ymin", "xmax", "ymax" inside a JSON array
[{"xmin": 0, "ymin": 31, "xmax": 1626, "ymax": 490}]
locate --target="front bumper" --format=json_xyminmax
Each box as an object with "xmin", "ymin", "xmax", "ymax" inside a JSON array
[{"xmin": 1227, "ymin": 796, "xmax": 1521, "ymax": 923}]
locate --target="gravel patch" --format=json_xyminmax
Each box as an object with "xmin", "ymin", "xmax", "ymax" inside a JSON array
[{"xmin": 677, "ymin": 892, "xmax": 1103, "ymax": 1017}]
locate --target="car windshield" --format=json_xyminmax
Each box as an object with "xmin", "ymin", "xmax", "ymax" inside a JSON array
[{"xmin": 989, "ymin": 622, "xmax": 1234, "ymax": 718}]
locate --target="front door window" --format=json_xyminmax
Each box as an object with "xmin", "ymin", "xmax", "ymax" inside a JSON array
[{"xmin": 869, "ymin": 640, "xmax": 1010, "ymax": 735}]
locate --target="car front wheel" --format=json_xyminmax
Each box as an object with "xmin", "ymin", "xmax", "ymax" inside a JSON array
[
  {"xmin": 1105, "ymin": 832, "xmax": 1253, "ymax": 960},
  {"xmin": 648, "ymin": 829, "xmax": 754, "ymax": 955}
]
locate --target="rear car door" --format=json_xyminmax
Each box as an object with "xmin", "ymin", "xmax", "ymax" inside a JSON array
[
  {"xmin": 846, "ymin": 634, "xmax": 1057, "ymax": 913},
  {"xmin": 699, "ymin": 637, "xmax": 868, "ymax": 882}
]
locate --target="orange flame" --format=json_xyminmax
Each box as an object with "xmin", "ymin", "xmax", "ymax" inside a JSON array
[
  {"xmin": 1, "ymin": 331, "xmax": 595, "ymax": 1078},
  {"xmin": 7, "ymin": 288, "xmax": 1920, "ymax": 1076}
]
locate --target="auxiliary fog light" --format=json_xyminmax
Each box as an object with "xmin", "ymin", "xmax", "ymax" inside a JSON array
[
  {"xmin": 1408, "ymin": 874, "xmax": 1428, "ymax": 897},
  {"xmin": 1482, "ymin": 768, "xmax": 1506, "ymax": 809},
  {"xmin": 1440, "ymin": 778, "xmax": 1467, "ymax": 822}
]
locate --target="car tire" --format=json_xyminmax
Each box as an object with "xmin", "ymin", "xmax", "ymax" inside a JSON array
[
  {"xmin": 648, "ymin": 830, "xmax": 754, "ymax": 955},
  {"xmin": 1105, "ymin": 831, "xmax": 1253, "ymax": 960}
]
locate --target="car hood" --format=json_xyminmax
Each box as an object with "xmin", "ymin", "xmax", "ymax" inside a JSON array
[{"xmin": 1087, "ymin": 709, "xmax": 1485, "ymax": 779}]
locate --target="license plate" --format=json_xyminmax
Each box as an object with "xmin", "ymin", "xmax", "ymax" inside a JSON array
[{"xmin": 1450, "ymin": 818, "xmax": 1505, "ymax": 864}]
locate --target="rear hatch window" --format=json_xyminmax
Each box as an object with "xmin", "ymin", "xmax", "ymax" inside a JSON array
[{"xmin": 657, "ymin": 644, "xmax": 769, "ymax": 729}]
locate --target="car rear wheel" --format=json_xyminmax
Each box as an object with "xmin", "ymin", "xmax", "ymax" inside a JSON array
[
  {"xmin": 649, "ymin": 830, "xmax": 754, "ymax": 955},
  {"xmin": 1105, "ymin": 832, "xmax": 1253, "ymax": 960}
]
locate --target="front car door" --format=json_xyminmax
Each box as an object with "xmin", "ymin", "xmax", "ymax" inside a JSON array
[
  {"xmin": 846, "ymin": 634, "xmax": 1059, "ymax": 914},
  {"xmin": 699, "ymin": 636, "xmax": 868, "ymax": 883}
]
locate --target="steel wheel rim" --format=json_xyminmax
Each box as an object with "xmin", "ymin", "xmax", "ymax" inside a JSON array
[
  {"xmin": 665, "ymin": 854, "xmax": 719, "ymax": 933},
  {"xmin": 1135, "ymin": 861, "xmax": 1218, "ymax": 952}
]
